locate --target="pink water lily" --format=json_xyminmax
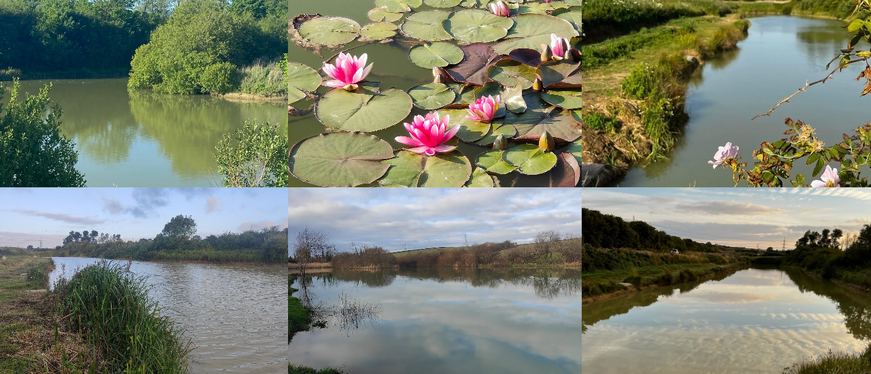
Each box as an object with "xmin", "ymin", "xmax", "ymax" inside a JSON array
[
  {"xmin": 466, "ymin": 95, "xmax": 501, "ymax": 123},
  {"xmin": 322, "ymin": 52, "xmax": 373, "ymax": 91},
  {"xmin": 489, "ymin": 0, "xmax": 510, "ymax": 17},
  {"xmin": 811, "ymin": 165, "xmax": 840, "ymax": 187},
  {"xmin": 395, "ymin": 112, "xmax": 460, "ymax": 156},
  {"xmin": 550, "ymin": 33, "xmax": 570, "ymax": 60},
  {"xmin": 707, "ymin": 142, "xmax": 739, "ymax": 169}
]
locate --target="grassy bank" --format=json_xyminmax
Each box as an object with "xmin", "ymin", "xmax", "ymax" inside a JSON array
[
  {"xmin": 783, "ymin": 345, "xmax": 871, "ymax": 374},
  {"xmin": 289, "ymin": 364, "xmax": 343, "ymax": 374},
  {"xmin": 288, "ymin": 275, "xmax": 340, "ymax": 374},
  {"xmin": 582, "ymin": 6, "xmax": 750, "ymax": 182},
  {"xmin": 391, "ymin": 239, "xmax": 582, "ymax": 269}
]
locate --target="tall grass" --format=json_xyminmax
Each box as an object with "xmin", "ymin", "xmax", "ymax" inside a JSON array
[
  {"xmin": 583, "ymin": 0, "xmax": 730, "ymax": 40},
  {"xmin": 238, "ymin": 60, "xmax": 286, "ymax": 97},
  {"xmin": 56, "ymin": 261, "xmax": 192, "ymax": 373},
  {"xmin": 289, "ymin": 364, "xmax": 344, "ymax": 374},
  {"xmin": 783, "ymin": 345, "xmax": 871, "ymax": 374}
]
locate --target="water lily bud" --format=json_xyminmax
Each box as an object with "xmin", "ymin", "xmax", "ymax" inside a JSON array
[
  {"xmin": 539, "ymin": 131, "xmax": 555, "ymax": 152},
  {"xmin": 540, "ymin": 44, "xmax": 553, "ymax": 62},
  {"xmin": 432, "ymin": 67, "xmax": 443, "ymax": 83},
  {"xmin": 493, "ymin": 134, "xmax": 507, "ymax": 150},
  {"xmin": 532, "ymin": 76, "xmax": 542, "ymax": 92}
]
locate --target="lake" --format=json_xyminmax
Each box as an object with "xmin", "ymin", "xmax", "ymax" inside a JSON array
[
  {"xmin": 49, "ymin": 257, "xmax": 286, "ymax": 374},
  {"xmin": 9, "ymin": 79, "xmax": 285, "ymax": 187},
  {"xmin": 582, "ymin": 267, "xmax": 871, "ymax": 373},
  {"xmin": 288, "ymin": 267, "xmax": 582, "ymax": 373},
  {"xmin": 620, "ymin": 16, "xmax": 870, "ymax": 186}
]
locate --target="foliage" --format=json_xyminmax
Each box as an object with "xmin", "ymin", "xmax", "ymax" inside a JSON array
[
  {"xmin": 584, "ymin": 112, "xmax": 619, "ymax": 132},
  {"xmin": 332, "ymin": 245, "xmax": 397, "ymax": 269},
  {"xmin": 0, "ymin": 79, "xmax": 85, "ymax": 186},
  {"xmin": 782, "ymin": 345, "xmax": 871, "ymax": 374},
  {"xmin": 216, "ymin": 120, "xmax": 288, "ymax": 187},
  {"xmin": 238, "ymin": 60, "xmax": 287, "ymax": 97},
  {"xmin": 56, "ymin": 260, "xmax": 192, "ymax": 373},
  {"xmin": 289, "ymin": 364, "xmax": 344, "ymax": 374},
  {"xmin": 291, "ymin": 227, "xmax": 338, "ymax": 266},
  {"xmin": 582, "ymin": 208, "xmax": 719, "ymax": 253},
  {"xmin": 161, "ymin": 214, "xmax": 197, "ymax": 239},
  {"xmin": 392, "ymin": 237, "xmax": 581, "ymax": 268},
  {"xmin": 582, "ymin": 0, "xmax": 730, "ymax": 40}
]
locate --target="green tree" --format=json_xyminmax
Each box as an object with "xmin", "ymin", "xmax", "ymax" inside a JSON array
[
  {"xmin": 161, "ymin": 215, "xmax": 197, "ymax": 239},
  {"xmin": 0, "ymin": 79, "xmax": 85, "ymax": 186},
  {"xmin": 215, "ymin": 120, "xmax": 288, "ymax": 187}
]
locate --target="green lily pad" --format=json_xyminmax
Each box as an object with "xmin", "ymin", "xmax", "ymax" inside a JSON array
[
  {"xmin": 565, "ymin": 138, "xmax": 582, "ymax": 167},
  {"xmin": 538, "ymin": 59, "xmax": 582, "ymax": 89},
  {"xmin": 447, "ymin": 82, "xmax": 478, "ymax": 106},
  {"xmin": 474, "ymin": 124, "xmax": 517, "ymax": 146},
  {"xmin": 288, "ymin": 62, "xmax": 321, "ymax": 104},
  {"xmin": 290, "ymin": 132, "xmax": 394, "ymax": 187},
  {"xmin": 425, "ymin": 0, "xmax": 462, "ymax": 8},
  {"xmin": 376, "ymin": 0, "xmax": 423, "ymax": 12},
  {"xmin": 368, "ymin": 7, "xmax": 404, "ymax": 22},
  {"xmin": 380, "ymin": 150, "xmax": 472, "ymax": 187},
  {"xmin": 492, "ymin": 14, "xmax": 577, "ymax": 54},
  {"xmin": 474, "ymin": 81, "xmax": 503, "ymax": 100},
  {"xmin": 516, "ymin": 3, "xmax": 554, "ymax": 15},
  {"xmin": 408, "ymin": 83, "xmax": 456, "ymax": 110},
  {"xmin": 444, "ymin": 9, "xmax": 514, "ymax": 44},
  {"xmin": 316, "ymin": 83, "xmax": 413, "ymax": 132},
  {"xmin": 503, "ymin": 144, "xmax": 558, "ymax": 175},
  {"xmin": 504, "ymin": 92, "xmax": 582, "ymax": 142},
  {"xmin": 401, "ymin": 11, "xmax": 452, "ymax": 41},
  {"xmin": 553, "ymin": 7, "xmax": 583, "ymax": 33},
  {"xmin": 298, "ymin": 16, "xmax": 361, "ymax": 46},
  {"xmin": 361, "ymin": 22, "xmax": 399, "ymax": 40},
  {"xmin": 476, "ymin": 150, "xmax": 517, "ymax": 174},
  {"xmin": 487, "ymin": 58, "xmax": 537, "ymax": 89},
  {"xmin": 501, "ymin": 83, "xmax": 526, "ymax": 113},
  {"xmin": 408, "ymin": 41, "xmax": 464, "ymax": 68},
  {"xmin": 540, "ymin": 89, "xmax": 583, "ymax": 110},
  {"xmin": 465, "ymin": 167, "xmax": 495, "ymax": 187},
  {"xmin": 436, "ymin": 109, "xmax": 491, "ymax": 142},
  {"xmin": 459, "ymin": 0, "xmax": 484, "ymax": 7}
]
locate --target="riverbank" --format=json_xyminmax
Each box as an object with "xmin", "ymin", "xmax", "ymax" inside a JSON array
[
  {"xmin": 582, "ymin": 262, "xmax": 747, "ymax": 304},
  {"xmin": 582, "ymin": 14, "xmax": 750, "ymax": 185}
]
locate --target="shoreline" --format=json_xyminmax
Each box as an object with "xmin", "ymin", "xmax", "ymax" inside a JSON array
[
  {"xmin": 44, "ymin": 255, "xmax": 282, "ymax": 267},
  {"xmin": 582, "ymin": 263, "xmax": 748, "ymax": 304}
]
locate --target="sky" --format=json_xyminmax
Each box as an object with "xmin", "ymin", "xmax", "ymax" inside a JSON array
[
  {"xmin": 288, "ymin": 189, "xmax": 582, "ymax": 252},
  {"xmin": 582, "ymin": 188, "xmax": 871, "ymax": 249},
  {"xmin": 0, "ymin": 188, "xmax": 288, "ymax": 248}
]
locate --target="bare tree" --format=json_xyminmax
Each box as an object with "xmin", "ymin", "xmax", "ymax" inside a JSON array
[
  {"xmin": 535, "ymin": 230, "xmax": 562, "ymax": 255},
  {"xmin": 293, "ymin": 227, "xmax": 336, "ymax": 293}
]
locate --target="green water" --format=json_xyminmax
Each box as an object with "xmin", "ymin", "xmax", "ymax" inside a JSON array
[{"xmin": 11, "ymin": 78, "xmax": 285, "ymax": 187}]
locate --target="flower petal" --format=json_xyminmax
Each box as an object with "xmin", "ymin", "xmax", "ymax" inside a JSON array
[{"xmin": 395, "ymin": 136, "xmax": 424, "ymax": 146}]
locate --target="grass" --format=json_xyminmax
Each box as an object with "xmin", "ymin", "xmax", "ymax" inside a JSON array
[
  {"xmin": 782, "ymin": 345, "xmax": 871, "ymax": 374},
  {"xmin": 0, "ymin": 256, "xmax": 54, "ymax": 372},
  {"xmin": 288, "ymin": 281, "xmax": 315, "ymax": 340},
  {"xmin": 289, "ymin": 364, "xmax": 344, "ymax": 374},
  {"xmin": 237, "ymin": 59, "xmax": 287, "ymax": 98}
]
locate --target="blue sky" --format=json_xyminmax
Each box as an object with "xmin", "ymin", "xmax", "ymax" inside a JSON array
[
  {"xmin": 582, "ymin": 188, "xmax": 871, "ymax": 249},
  {"xmin": 288, "ymin": 189, "xmax": 582, "ymax": 252},
  {"xmin": 0, "ymin": 188, "xmax": 287, "ymax": 248}
]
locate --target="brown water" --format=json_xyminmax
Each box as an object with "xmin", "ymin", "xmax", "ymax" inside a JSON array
[{"xmin": 50, "ymin": 257, "xmax": 286, "ymax": 374}]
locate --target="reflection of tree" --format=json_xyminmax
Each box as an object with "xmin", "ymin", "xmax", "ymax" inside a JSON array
[
  {"xmin": 783, "ymin": 268, "xmax": 871, "ymax": 341},
  {"xmin": 331, "ymin": 268, "xmax": 397, "ymax": 288}
]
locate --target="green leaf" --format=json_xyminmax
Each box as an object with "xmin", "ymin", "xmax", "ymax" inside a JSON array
[
  {"xmin": 476, "ymin": 150, "xmax": 517, "ymax": 174},
  {"xmin": 436, "ymin": 109, "xmax": 491, "ymax": 142},
  {"xmin": 408, "ymin": 83, "xmax": 457, "ymax": 110},
  {"xmin": 380, "ymin": 150, "xmax": 472, "ymax": 187},
  {"xmin": 807, "ymin": 152, "xmax": 819, "ymax": 166},
  {"xmin": 376, "ymin": 0, "xmax": 423, "ymax": 13},
  {"xmin": 502, "ymin": 144, "xmax": 558, "ymax": 175},
  {"xmin": 316, "ymin": 83, "xmax": 413, "ymax": 132},
  {"xmin": 813, "ymin": 158, "xmax": 825, "ymax": 177},
  {"xmin": 444, "ymin": 9, "xmax": 514, "ymax": 44},
  {"xmin": 408, "ymin": 41, "xmax": 464, "ymax": 68},
  {"xmin": 290, "ymin": 132, "xmax": 394, "ymax": 187},
  {"xmin": 447, "ymin": 82, "xmax": 478, "ymax": 105},
  {"xmin": 401, "ymin": 11, "xmax": 453, "ymax": 41},
  {"xmin": 474, "ymin": 124, "xmax": 517, "ymax": 146},
  {"xmin": 539, "ymin": 89, "xmax": 583, "ymax": 110},
  {"xmin": 504, "ymin": 92, "xmax": 582, "ymax": 142},
  {"xmin": 465, "ymin": 167, "xmax": 496, "ymax": 187},
  {"xmin": 298, "ymin": 17, "xmax": 361, "ymax": 46},
  {"xmin": 848, "ymin": 18, "xmax": 865, "ymax": 33},
  {"xmin": 368, "ymin": 7, "xmax": 404, "ymax": 22},
  {"xmin": 424, "ymin": 0, "xmax": 462, "ymax": 8},
  {"xmin": 502, "ymin": 83, "xmax": 526, "ymax": 113},
  {"xmin": 360, "ymin": 22, "xmax": 399, "ymax": 40},
  {"xmin": 487, "ymin": 58, "xmax": 537, "ymax": 89},
  {"xmin": 288, "ymin": 62, "xmax": 321, "ymax": 104},
  {"xmin": 552, "ymin": 7, "xmax": 582, "ymax": 33},
  {"xmin": 492, "ymin": 14, "xmax": 577, "ymax": 54}
]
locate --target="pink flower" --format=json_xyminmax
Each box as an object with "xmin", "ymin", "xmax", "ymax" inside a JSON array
[
  {"xmin": 466, "ymin": 95, "xmax": 501, "ymax": 123},
  {"xmin": 550, "ymin": 33, "xmax": 570, "ymax": 60},
  {"xmin": 707, "ymin": 142, "xmax": 739, "ymax": 169},
  {"xmin": 810, "ymin": 165, "xmax": 840, "ymax": 187},
  {"xmin": 543, "ymin": 0, "xmax": 551, "ymax": 3},
  {"xmin": 395, "ymin": 112, "xmax": 460, "ymax": 156},
  {"xmin": 489, "ymin": 0, "xmax": 510, "ymax": 17},
  {"xmin": 322, "ymin": 52, "xmax": 373, "ymax": 91}
]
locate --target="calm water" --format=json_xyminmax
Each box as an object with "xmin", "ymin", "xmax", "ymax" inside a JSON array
[
  {"xmin": 10, "ymin": 79, "xmax": 285, "ymax": 187},
  {"xmin": 289, "ymin": 268, "xmax": 582, "ymax": 373},
  {"xmin": 622, "ymin": 16, "xmax": 870, "ymax": 186},
  {"xmin": 49, "ymin": 257, "xmax": 286, "ymax": 374},
  {"xmin": 582, "ymin": 268, "xmax": 871, "ymax": 373}
]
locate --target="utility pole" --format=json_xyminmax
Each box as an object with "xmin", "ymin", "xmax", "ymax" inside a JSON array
[
  {"xmin": 782, "ymin": 238, "xmax": 786, "ymax": 251},
  {"xmin": 464, "ymin": 234, "xmax": 468, "ymax": 247}
]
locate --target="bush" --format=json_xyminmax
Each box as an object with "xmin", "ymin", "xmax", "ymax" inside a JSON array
[
  {"xmin": 585, "ymin": 112, "xmax": 620, "ymax": 132},
  {"xmin": 215, "ymin": 120, "xmax": 288, "ymax": 187},
  {"xmin": 239, "ymin": 60, "xmax": 287, "ymax": 97},
  {"xmin": 621, "ymin": 63, "xmax": 660, "ymax": 100}
]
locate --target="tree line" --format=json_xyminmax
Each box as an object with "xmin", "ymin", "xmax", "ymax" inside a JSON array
[
  {"xmin": 582, "ymin": 208, "xmax": 718, "ymax": 252},
  {"xmin": 784, "ymin": 223, "xmax": 871, "ymax": 283}
]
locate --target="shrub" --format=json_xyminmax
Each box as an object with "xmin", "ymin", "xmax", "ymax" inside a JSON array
[
  {"xmin": 215, "ymin": 120, "xmax": 288, "ymax": 187},
  {"xmin": 585, "ymin": 112, "xmax": 620, "ymax": 132}
]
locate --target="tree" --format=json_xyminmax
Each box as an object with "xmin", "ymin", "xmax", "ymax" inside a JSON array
[
  {"xmin": 215, "ymin": 121, "xmax": 287, "ymax": 187},
  {"xmin": 161, "ymin": 215, "xmax": 197, "ymax": 239},
  {"xmin": 832, "ymin": 229, "xmax": 844, "ymax": 249},
  {"xmin": 293, "ymin": 227, "xmax": 335, "ymax": 277},
  {"xmin": 0, "ymin": 80, "xmax": 85, "ymax": 186},
  {"xmin": 535, "ymin": 230, "xmax": 562, "ymax": 254}
]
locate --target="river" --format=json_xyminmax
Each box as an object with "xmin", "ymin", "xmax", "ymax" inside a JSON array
[
  {"xmin": 288, "ymin": 268, "xmax": 582, "ymax": 374},
  {"xmin": 8, "ymin": 79, "xmax": 285, "ymax": 187},
  {"xmin": 582, "ymin": 267, "xmax": 871, "ymax": 373},
  {"xmin": 621, "ymin": 16, "xmax": 871, "ymax": 186},
  {"xmin": 49, "ymin": 257, "xmax": 286, "ymax": 374}
]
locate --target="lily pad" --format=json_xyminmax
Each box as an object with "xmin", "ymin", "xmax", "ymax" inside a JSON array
[
  {"xmin": 515, "ymin": 3, "xmax": 554, "ymax": 15},
  {"xmin": 408, "ymin": 83, "xmax": 456, "ymax": 110},
  {"xmin": 474, "ymin": 123, "xmax": 517, "ymax": 146},
  {"xmin": 446, "ymin": 82, "xmax": 478, "ymax": 107},
  {"xmin": 298, "ymin": 16, "xmax": 361, "ymax": 46},
  {"xmin": 408, "ymin": 41, "xmax": 464, "ymax": 68},
  {"xmin": 425, "ymin": 0, "xmax": 462, "ymax": 8},
  {"xmin": 436, "ymin": 109, "xmax": 491, "ymax": 142},
  {"xmin": 288, "ymin": 62, "xmax": 321, "ymax": 104},
  {"xmin": 444, "ymin": 9, "xmax": 514, "ymax": 44},
  {"xmin": 501, "ymin": 83, "xmax": 526, "ymax": 114},
  {"xmin": 445, "ymin": 43, "xmax": 500, "ymax": 86},
  {"xmin": 465, "ymin": 167, "xmax": 496, "ymax": 187},
  {"xmin": 502, "ymin": 144, "xmax": 558, "ymax": 175},
  {"xmin": 290, "ymin": 132, "xmax": 394, "ymax": 187},
  {"xmin": 487, "ymin": 58, "xmax": 537, "ymax": 89},
  {"xmin": 553, "ymin": 7, "xmax": 583, "ymax": 33},
  {"xmin": 512, "ymin": 152, "xmax": 580, "ymax": 187},
  {"xmin": 361, "ymin": 22, "xmax": 399, "ymax": 40},
  {"xmin": 492, "ymin": 14, "xmax": 577, "ymax": 54},
  {"xmin": 476, "ymin": 150, "xmax": 517, "ymax": 174},
  {"xmin": 540, "ymin": 89, "xmax": 583, "ymax": 110},
  {"xmin": 401, "ymin": 11, "xmax": 452, "ymax": 41},
  {"xmin": 368, "ymin": 7, "xmax": 404, "ymax": 22},
  {"xmin": 380, "ymin": 150, "xmax": 472, "ymax": 187},
  {"xmin": 538, "ymin": 59, "xmax": 582, "ymax": 89},
  {"xmin": 376, "ymin": 0, "xmax": 423, "ymax": 12},
  {"xmin": 316, "ymin": 83, "xmax": 413, "ymax": 132},
  {"xmin": 504, "ymin": 92, "xmax": 582, "ymax": 142}
]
